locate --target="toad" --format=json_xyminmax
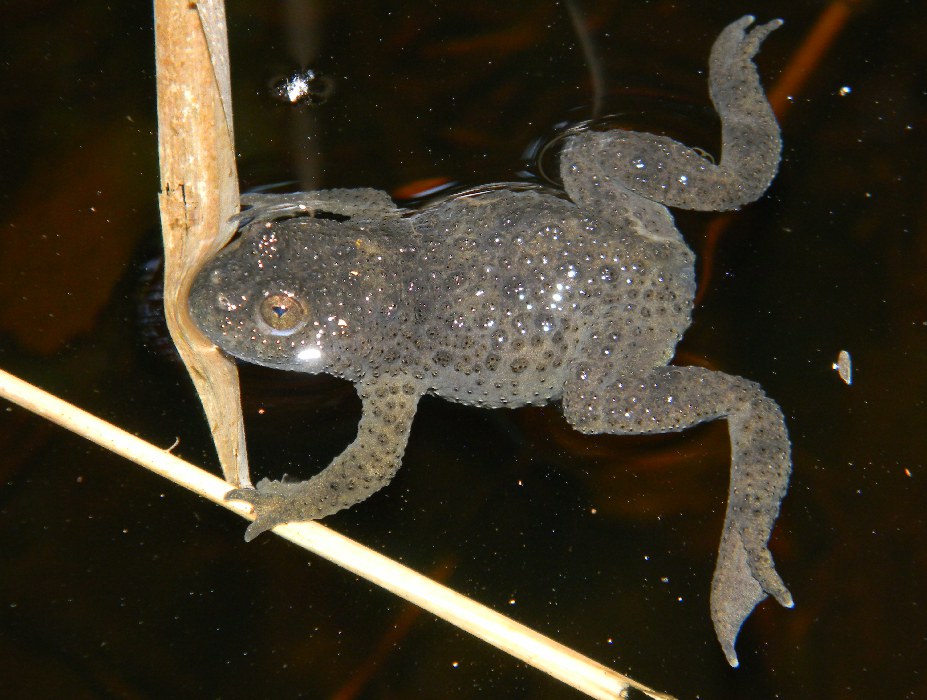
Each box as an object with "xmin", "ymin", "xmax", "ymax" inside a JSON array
[{"xmin": 189, "ymin": 16, "xmax": 791, "ymax": 666}]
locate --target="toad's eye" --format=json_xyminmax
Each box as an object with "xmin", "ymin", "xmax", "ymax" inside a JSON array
[{"xmin": 258, "ymin": 293, "xmax": 308, "ymax": 335}]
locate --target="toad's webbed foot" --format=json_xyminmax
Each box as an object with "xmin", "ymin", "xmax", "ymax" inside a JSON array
[
  {"xmin": 226, "ymin": 480, "xmax": 316, "ymax": 542},
  {"xmin": 710, "ymin": 15, "xmax": 783, "ymax": 88}
]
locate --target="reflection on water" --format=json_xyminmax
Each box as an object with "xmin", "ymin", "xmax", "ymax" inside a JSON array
[{"xmin": 0, "ymin": 1, "xmax": 925, "ymax": 698}]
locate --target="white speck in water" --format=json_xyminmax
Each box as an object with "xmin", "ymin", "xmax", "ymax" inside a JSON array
[{"xmin": 832, "ymin": 350, "xmax": 852, "ymax": 385}]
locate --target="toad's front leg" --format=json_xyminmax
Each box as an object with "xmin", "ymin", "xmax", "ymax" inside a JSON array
[
  {"xmin": 238, "ymin": 188, "xmax": 407, "ymax": 225},
  {"xmin": 227, "ymin": 379, "xmax": 423, "ymax": 541}
]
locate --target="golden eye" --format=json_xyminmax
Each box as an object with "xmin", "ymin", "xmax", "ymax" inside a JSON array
[{"xmin": 258, "ymin": 293, "xmax": 307, "ymax": 334}]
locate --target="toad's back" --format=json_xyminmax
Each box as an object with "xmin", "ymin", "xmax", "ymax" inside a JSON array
[{"xmin": 405, "ymin": 188, "xmax": 695, "ymax": 408}]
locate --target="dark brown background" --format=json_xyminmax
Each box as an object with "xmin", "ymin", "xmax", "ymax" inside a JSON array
[{"xmin": 1, "ymin": 0, "xmax": 924, "ymax": 697}]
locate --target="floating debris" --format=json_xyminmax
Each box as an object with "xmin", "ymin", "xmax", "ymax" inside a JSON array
[
  {"xmin": 271, "ymin": 69, "xmax": 333, "ymax": 106},
  {"xmin": 832, "ymin": 350, "xmax": 852, "ymax": 385}
]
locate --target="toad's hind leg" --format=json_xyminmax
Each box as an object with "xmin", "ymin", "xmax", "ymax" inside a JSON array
[
  {"xmin": 562, "ymin": 363, "xmax": 792, "ymax": 666},
  {"xmin": 561, "ymin": 16, "xmax": 782, "ymax": 213}
]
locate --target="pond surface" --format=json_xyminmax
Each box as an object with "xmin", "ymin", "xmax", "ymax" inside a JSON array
[{"xmin": 0, "ymin": 1, "xmax": 924, "ymax": 698}]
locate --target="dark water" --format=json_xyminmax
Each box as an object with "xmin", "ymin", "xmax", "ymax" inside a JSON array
[{"xmin": 1, "ymin": 1, "xmax": 924, "ymax": 698}]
